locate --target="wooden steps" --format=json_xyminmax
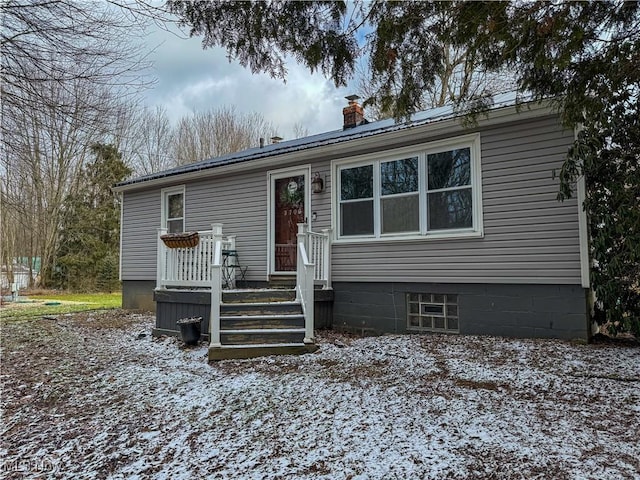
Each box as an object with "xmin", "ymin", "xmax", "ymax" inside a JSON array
[
  {"xmin": 268, "ymin": 275, "xmax": 296, "ymax": 288},
  {"xmin": 209, "ymin": 288, "xmax": 315, "ymax": 361},
  {"xmin": 208, "ymin": 343, "xmax": 318, "ymax": 360}
]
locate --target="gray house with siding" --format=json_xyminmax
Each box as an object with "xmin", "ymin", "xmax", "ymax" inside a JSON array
[{"xmin": 114, "ymin": 93, "xmax": 591, "ymax": 359}]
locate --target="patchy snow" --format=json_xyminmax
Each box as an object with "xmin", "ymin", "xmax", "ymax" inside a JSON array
[{"xmin": 1, "ymin": 312, "xmax": 639, "ymax": 479}]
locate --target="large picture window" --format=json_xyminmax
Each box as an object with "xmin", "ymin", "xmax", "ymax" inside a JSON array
[
  {"xmin": 162, "ymin": 186, "xmax": 185, "ymax": 233},
  {"xmin": 334, "ymin": 135, "xmax": 481, "ymax": 240}
]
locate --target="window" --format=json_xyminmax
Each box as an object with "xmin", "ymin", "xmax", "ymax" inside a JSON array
[
  {"xmin": 340, "ymin": 164, "xmax": 373, "ymax": 236},
  {"xmin": 334, "ymin": 134, "xmax": 481, "ymax": 240},
  {"xmin": 407, "ymin": 293, "xmax": 459, "ymax": 333},
  {"xmin": 427, "ymin": 148, "xmax": 472, "ymax": 230},
  {"xmin": 162, "ymin": 186, "xmax": 185, "ymax": 233},
  {"xmin": 381, "ymin": 157, "xmax": 419, "ymax": 234}
]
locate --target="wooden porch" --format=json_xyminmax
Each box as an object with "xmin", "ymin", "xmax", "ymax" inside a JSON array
[{"xmin": 154, "ymin": 223, "xmax": 332, "ymax": 360}]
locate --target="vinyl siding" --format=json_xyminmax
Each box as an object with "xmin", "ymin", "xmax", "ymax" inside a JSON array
[
  {"xmin": 331, "ymin": 115, "xmax": 581, "ymax": 284},
  {"xmin": 308, "ymin": 162, "xmax": 333, "ymax": 231},
  {"xmin": 187, "ymin": 170, "xmax": 267, "ymax": 281},
  {"xmin": 121, "ymin": 113, "xmax": 580, "ymax": 285},
  {"xmin": 121, "ymin": 189, "xmax": 160, "ymax": 280},
  {"xmin": 121, "ymin": 159, "xmax": 332, "ymax": 281}
]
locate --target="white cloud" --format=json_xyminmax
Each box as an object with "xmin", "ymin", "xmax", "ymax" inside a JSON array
[{"xmin": 143, "ymin": 23, "xmax": 358, "ymax": 139}]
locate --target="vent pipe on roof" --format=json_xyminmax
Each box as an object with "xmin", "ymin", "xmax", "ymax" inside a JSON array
[
  {"xmin": 343, "ymin": 95, "xmax": 367, "ymax": 130},
  {"xmin": 259, "ymin": 137, "xmax": 265, "ymax": 148}
]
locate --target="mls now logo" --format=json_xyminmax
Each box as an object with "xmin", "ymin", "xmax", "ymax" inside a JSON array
[{"xmin": 1, "ymin": 456, "xmax": 57, "ymax": 474}]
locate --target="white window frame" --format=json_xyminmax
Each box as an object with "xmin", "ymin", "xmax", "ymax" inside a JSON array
[
  {"xmin": 161, "ymin": 185, "xmax": 186, "ymax": 233},
  {"xmin": 332, "ymin": 133, "xmax": 483, "ymax": 243}
]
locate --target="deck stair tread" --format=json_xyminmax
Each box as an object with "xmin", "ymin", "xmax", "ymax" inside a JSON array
[
  {"xmin": 221, "ymin": 314, "xmax": 304, "ymax": 320},
  {"xmin": 222, "ymin": 289, "xmax": 296, "ymax": 303},
  {"xmin": 220, "ymin": 319, "xmax": 304, "ymax": 330},
  {"xmin": 222, "ymin": 301, "xmax": 300, "ymax": 306},
  {"xmin": 208, "ymin": 343, "xmax": 318, "ymax": 360},
  {"xmin": 223, "ymin": 288, "xmax": 296, "ymax": 293},
  {"xmin": 220, "ymin": 342, "xmax": 308, "ymax": 349},
  {"xmin": 220, "ymin": 328, "xmax": 305, "ymax": 334}
]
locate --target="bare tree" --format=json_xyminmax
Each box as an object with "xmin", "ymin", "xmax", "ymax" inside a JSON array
[
  {"xmin": 292, "ymin": 122, "xmax": 310, "ymax": 139},
  {"xmin": 2, "ymin": 64, "xmax": 122, "ymax": 285},
  {"xmin": 0, "ymin": 1, "xmax": 156, "ymax": 114},
  {"xmin": 124, "ymin": 106, "xmax": 175, "ymax": 176},
  {"xmin": 174, "ymin": 106, "xmax": 277, "ymax": 165},
  {"xmin": 0, "ymin": 0, "xmax": 161, "ymax": 287}
]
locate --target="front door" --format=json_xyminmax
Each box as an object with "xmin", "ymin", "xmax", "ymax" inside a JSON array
[{"xmin": 270, "ymin": 168, "xmax": 309, "ymax": 273}]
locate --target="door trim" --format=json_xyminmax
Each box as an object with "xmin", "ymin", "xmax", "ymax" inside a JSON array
[{"xmin": 267, "ymin": 165, "xmax": 312, "ymax": 277}]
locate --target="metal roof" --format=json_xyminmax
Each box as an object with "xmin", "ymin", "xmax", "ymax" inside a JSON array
[{"xmin": 115, "ymin": 91, "xmax": 532, "ymax": 188}]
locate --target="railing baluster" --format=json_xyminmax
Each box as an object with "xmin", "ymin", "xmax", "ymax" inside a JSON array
[{"xmin": 193, "ymin": 243, "xmax": 198, "ymax": 282}]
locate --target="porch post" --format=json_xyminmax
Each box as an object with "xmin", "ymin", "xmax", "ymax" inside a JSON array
[
  {"xmin": 297, "ymin": 222, "xmax": 309, "ymax": 252},
  {"xmin": 210, "ymin": 240, "xmax": 222, "ymax": 348},
  {"xmin": 156, "ymin": 228, "xmax": 167, "ymax": 289},
  {"xmin": 295, "ymin": 224, "xmax": 307, "ymax": 303},
  {"xmin": 321, "ymin": 228, "xmax": 332, "ymax": 289},
  {"xmin": 211, "ymin": 223, "xmax": 223, "ymax": 242}
]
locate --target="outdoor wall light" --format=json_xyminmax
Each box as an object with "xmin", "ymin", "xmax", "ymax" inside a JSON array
[{"xmin": 311, "ymin": 172, "xmax": 324, "ymax": 193}]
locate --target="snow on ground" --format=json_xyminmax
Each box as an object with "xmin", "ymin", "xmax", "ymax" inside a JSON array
[{"xmin": 1, "ymin": 311, "xmax": 639, "ymax": 479}]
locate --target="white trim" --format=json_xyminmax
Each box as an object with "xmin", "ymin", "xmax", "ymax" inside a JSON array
[
  {"xmin": 160, "ymin": 185, "xmax": 185, "ymax": 231},
  {"xmin": 575, "ymin": 126, "xmax": 590, "ymax": 288},
  {"xmin": 471, "ymin": 134, "xmax": 484, "ymax": 237},
  {"xmin": 267, "ymin": 165, "xmax": 311, "ymax": 276},
  {"xmin": 118, "ymin": 192, "xmax": 124, "ymax": 281},
  {"xmin": 331, "ymin": 133, "xmax": 483, "ymax": 242},
  {"xmin": 577, "ymin": 176, "xmax": 589, "ymax": 288},
  {"xmin": 332, "ymin": 230, "xmax": 483, "ymax": 245},
  {"xmin": 113, "ymin": 103, "xmax": 554, "ymax": 194}
]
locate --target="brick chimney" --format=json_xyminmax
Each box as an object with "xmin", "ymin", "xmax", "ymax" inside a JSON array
[{"xmin": 343, "ymin": 95, "xmax": 366, "ymax": 130}]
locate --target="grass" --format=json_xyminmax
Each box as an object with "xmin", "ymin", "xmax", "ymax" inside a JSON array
[{"xmin": 0, "ymin": 291, "xmax": 122, "ymax": 321}]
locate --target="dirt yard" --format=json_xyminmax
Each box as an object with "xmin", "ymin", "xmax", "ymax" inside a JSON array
[{"xmin": 1, "ymin": 311, "xmax": 639, "ymax": 479}]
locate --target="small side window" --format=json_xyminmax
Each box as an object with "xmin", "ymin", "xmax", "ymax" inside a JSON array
[{"xmin": 162, "ymin": 187, "xmax": 185, "ymax": 233}]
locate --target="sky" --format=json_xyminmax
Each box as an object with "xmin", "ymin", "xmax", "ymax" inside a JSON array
[{"xmin": 141, "ymin": 21, "xmax": 360, "ymax": 139}]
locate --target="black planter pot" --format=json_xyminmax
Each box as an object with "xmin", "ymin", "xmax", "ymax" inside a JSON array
[{"xmin": 176, "ymin": 317, "xmax": 202, "ymax": 345}]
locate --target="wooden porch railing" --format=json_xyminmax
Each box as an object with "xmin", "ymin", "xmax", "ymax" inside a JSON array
[
  {"xmin": 296, "ymin": 234, "xmax": 315, "ymax": 345},
  {"xmin": 156, "ymin": 223, "xmax": 235, "ymax": 290},
  {"xmin": 298, "ymin": 224, "xmax": 332, "ymax": 289},
  {"xmin": 157, "ymin": 222, "xmax": 331, "ymax": 291}
]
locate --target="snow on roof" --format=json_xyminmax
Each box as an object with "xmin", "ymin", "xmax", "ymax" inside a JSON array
[{"xmin": 116, "ymin": 91, "xmax": 532, "ymax": 188}]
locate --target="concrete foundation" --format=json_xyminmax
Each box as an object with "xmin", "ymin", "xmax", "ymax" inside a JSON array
[{"xmin": 332, "ymin": 282, "xmax": 590, "ymax": 340}]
